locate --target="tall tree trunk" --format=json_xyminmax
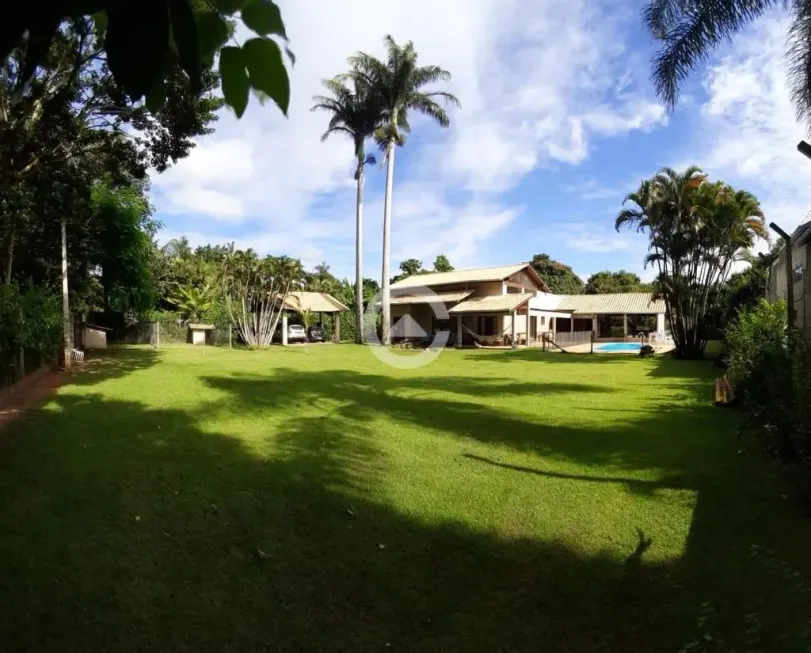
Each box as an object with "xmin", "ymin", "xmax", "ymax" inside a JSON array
[
  {"xmin": 61, "ymin": 217, "xmax": 72, "ymax": 369},
  {"xmin": 381, "ymin": 141, "xmax": 395, "ymax": 346},
  {"xmin": 355, "ymin": 158, "xmax": 364, "ymax": 344},
  {"xmin": 4, "ymin": 219, "xmax": 15, "ymax": 285}
]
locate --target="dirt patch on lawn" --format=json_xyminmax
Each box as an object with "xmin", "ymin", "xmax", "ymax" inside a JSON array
[{"xmin": 0, "ymin": 367, "xmax": 68, "ymax": 432}]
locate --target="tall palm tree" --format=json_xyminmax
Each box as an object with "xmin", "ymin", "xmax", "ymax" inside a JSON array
[
  {"xmin": 312, "ymin": 76, "xmax": 381, "ymax": 344},
  {"xmin": 643, "ymin": 0, "xmax": 811, "ymax": 124},
  {"xmin": 350, "ymin": 36, "xmax": 460, "ymax": 345}
]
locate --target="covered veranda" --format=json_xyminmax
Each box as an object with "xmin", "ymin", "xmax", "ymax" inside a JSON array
[{"xmin": 552, "ymin": 294, "xmax": 667, "ymax": 341}]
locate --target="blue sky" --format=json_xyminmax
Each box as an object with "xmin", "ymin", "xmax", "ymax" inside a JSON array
[{"xmin": 151, "ymin": 0, "xmax": 811, "ymax": 283}]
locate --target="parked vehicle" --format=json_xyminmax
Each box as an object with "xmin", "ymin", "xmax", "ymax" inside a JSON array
[
  {"xmin": 307, "ymin": 325, "xmax": 326, "ymax": 342},
  {"xmin": 275, "ymin": 323, "xmax": 307, "ymax": 343}
]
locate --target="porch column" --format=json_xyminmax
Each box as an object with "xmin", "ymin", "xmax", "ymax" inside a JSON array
[
  {"xmin": 623, "ymin": 313, "xmax": 628, "ymax": 337},
  {"xmin": 456, "ymin": 315, "xmax": 463, "ymax": 348},
  {"xmin": 334, "ymin": 312, "xmax": 340, "ymax": 343},
  {"xmin": 570, "ymin": 316, "xmax": 574, "ymax": 333},
  {"xmin": 282, "ymin": 312, "xmax": 288, "ymax": 346},
  {"xmin": 511, "ymin": 310, "xmax": 517, "ymax": 349},
  {"xmin": 552, "ymin": 317, "xmax": 556, "ymax": 335},
  {"xmin": 656, "ymin": 312, "xmax": 665, "ymax": 334},
  {"xmin": 592, "ymin": 315, "xmax": 597, "ymax": 336},
  {"xmin": 525, "ymin": 302, "xmax": 531, "ymax": 345}
]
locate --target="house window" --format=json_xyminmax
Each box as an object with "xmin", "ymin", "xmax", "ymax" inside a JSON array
[{"xmin": 541, "ymin": 316, "xmax": 546, "ymax": 326}]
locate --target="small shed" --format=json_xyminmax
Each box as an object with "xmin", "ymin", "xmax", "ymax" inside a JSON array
[
  {"xmin": 82, "ymin": 323, "xmax": 112, "ymax": 350},
  {"xmin": 188, "ymin": 323, "xmax": 215, "ymax": 345}
]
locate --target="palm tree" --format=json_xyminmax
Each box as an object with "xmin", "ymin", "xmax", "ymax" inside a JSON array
[
  {"xmin": 349, "ymin": 36, "xmax": 460, "ymax": 345},
  {"xmin": 312, "ymin": 76, "xmax": 381, "ymax": 344},
  {"xmin": 171, "ymin": 284, "xmax": 214, "ymax": 323},
  {"xmin": 617, "ymin": 166, "xmax": 767, "ymax": 358},
  {"xmin": 643, "ymin": 0, "xmax": 811, "ymax": 125}
]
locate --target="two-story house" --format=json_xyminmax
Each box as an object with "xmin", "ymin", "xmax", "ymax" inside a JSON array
[{"xmin": 388, "ymin": 263, "xmax": 666, "ymax": 346}]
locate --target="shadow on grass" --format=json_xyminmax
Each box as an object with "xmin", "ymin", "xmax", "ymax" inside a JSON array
[
  {"xmin": 76, "ymin": 347, "xmax": 162, "ymax": 386},
  {"xmin": 202, "ymin": 368, "xmax": 717, "ymax": 479},
  {"xmin": 461, "ymin": 453, "xmax": 693, "ymax": 493},
  {"xmin": 0, "ymin": 350, "xmax": 809, "ymax": 652}
]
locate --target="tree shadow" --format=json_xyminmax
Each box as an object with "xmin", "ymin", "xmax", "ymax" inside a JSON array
[
  {"xmin": 75, "ymin": 347, "xmax": 162, "ymax": 386},
  {"xmin": 202, "ymin": 368, "xmax": 718, "ymax": 482},
  {"xmin": 461, "ymin": 452, "xmax": 693, "ymax": 494},
  {"xmin": 0, "ymin": 351, "xmax": 809, "ymax": 651}
]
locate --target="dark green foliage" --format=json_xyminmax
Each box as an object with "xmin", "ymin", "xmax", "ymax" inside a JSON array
[
  {"xmin": 393, "ymin": 258, "xmax": 425, "ymax": 282},
  {"xmin": 0, "ymin": 283, "xmax": 61, "ymax": 354},
  {"xmin": 91, "ymin": 181, "xmax": 157, "ymax": 314},
  {"xmin": 219, "ymin": 46, "xmax": 250, "ymax": 118},
  {"xmin": 243, "ymin": 37, "xmax": 289, "ymax": 114},
  {"xmin": 106, "ymin": 0, "xmax": 170, "ymax": 100},
  {"xmin": 530, "ymin": 254, "xmax": 585, "ymax": 294},
  {"xmin": 726, "ymin": 299, "xmax": 811, "ymax": 459},
  {"xmin": 0, "ymin": 0, "xmax": 291, "ymax": 117},
  {"xmin": 433, "ymin": 255, "xmax": 454, "ymax": 272},
  {"xmin": 240, "ymin": 0, "xmax": 286, "ymax": 38},
  {"xmin": 585, "ymin": 270, "xmax": 652, "ymax": 294}
]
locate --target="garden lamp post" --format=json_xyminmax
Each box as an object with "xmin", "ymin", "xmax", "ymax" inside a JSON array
[{"xmin": 770, "ymin": 221, "xmax": 795, "ymax": 329}]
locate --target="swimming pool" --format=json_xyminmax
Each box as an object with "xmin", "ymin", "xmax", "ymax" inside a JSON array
[{"xmin": 594, "ymin": 342, "xmax": 643, "ymax": 353}]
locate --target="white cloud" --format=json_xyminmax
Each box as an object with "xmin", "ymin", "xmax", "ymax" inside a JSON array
[
  {"xmin": 557, "ymin": 222, "xmax": 635, "ymax": 253},
  {"xmin": 150, "ymin": 0, "xmax": 667, "ymax": 278},
  {"xmin": 563, "ymin": 178, "xmax": 620, "ymax": 201}
]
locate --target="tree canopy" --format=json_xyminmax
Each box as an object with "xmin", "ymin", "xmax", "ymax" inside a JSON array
[
  {"xmin": 1, "ymin": 0, "xmax": 292, "ymax": 119},
  {"xmin": 584, "ymin": 271, "xmax": 653, "ymax": 295},
  {"xmin": 617, "ymin": 166, "xmax": 767, "ymax": 358},
  {"xmin": 433, "ymin": 255, "xmax": 454, "ymax": 272},
  {"xmin": 529, "ymin": 254, "xmax": 584, "ymax": 295}
]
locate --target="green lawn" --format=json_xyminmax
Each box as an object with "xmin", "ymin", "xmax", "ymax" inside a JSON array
[{"xmin": 1, "ymin": 345, "xmax": 809, "ymax": 652}]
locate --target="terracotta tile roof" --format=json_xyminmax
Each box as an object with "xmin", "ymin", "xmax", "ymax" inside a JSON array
[
  {"xmin": 449, "ymin": 294, "xmax": 532, "ymax": 314},
  {"xmin": 554, "ymin": 293, "xmax": 666, "ymax": 315}
]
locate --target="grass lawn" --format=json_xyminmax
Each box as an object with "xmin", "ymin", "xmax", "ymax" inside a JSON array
[{"xmin": 1, "ymin": 345, "xmax": 810, "ymax": 652}]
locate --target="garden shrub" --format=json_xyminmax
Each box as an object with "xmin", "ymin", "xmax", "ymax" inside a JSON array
[
  {"xmin": 0, "ymin": 284, "xmax": 61, "ymax": 354},
  {"xmin": 726, "ymin": 299, "xmax": 811, "ymax": 460}
]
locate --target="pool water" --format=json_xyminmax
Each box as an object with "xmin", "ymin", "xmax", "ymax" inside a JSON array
[{"xmin": 594, "ymin": 342, "xmax": 643, "ymax": 353}]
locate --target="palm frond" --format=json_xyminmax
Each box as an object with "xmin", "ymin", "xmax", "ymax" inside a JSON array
[
  {"xmin": 643, "ymin": 0, "xmax": 682, "ymax": 39},
  {"xmin": 646, "ymin": 0, "xmax": 774, "ymax": 108},
  {"xmin": 788, "ymin": 1, "xmax": 811, "ymax": 126}
]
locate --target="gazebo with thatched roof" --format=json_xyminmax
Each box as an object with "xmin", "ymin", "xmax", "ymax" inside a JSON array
[{"xmin": 277, "ymin": 291, "xmax": 349, "ymax": 345}]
